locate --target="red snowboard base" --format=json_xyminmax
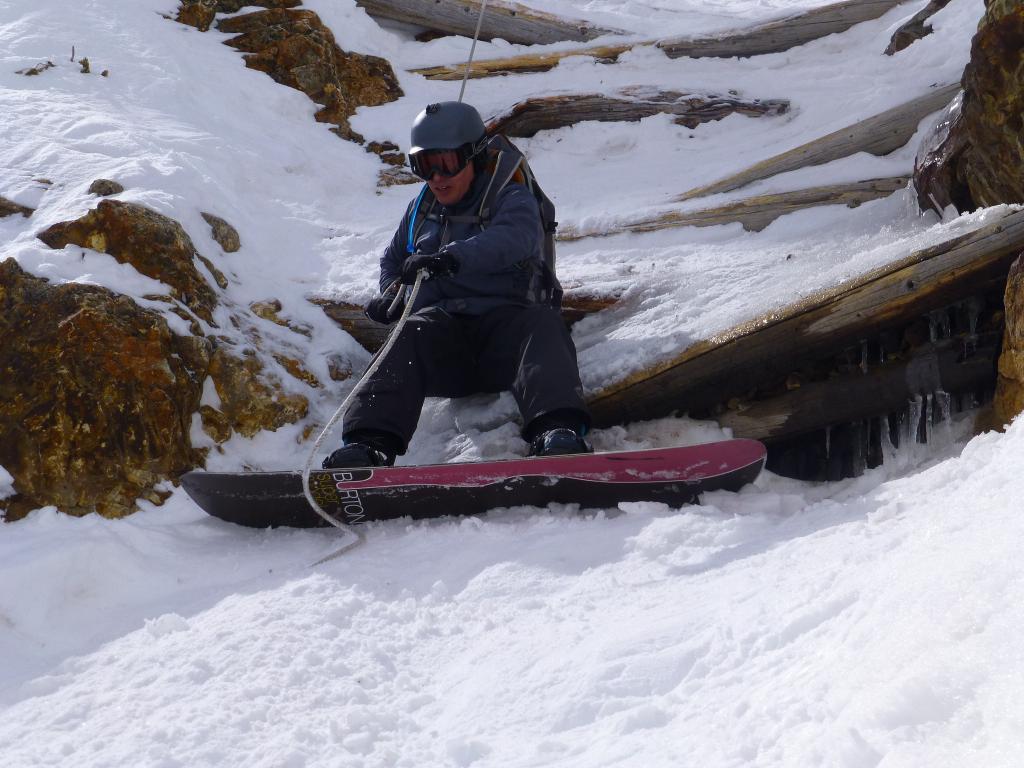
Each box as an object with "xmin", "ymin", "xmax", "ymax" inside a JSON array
[{"xmin": 182, "ymin": 439, "xmax": 767, "ymax": 528}]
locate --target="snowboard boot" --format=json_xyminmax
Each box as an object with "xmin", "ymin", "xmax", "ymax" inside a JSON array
[
  {"xmin": 529, "ymin": 427, "xmax": 593, "ymax": 458},
  {"xmin": 322, "ymin": 430, "xmax": 400, "ymax": 469},
  {"xmin": 322, "ymin": 443, "xmax": 393, "ymax": 469}
]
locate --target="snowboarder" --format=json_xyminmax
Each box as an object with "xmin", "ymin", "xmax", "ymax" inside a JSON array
[{"xmin": 323, "ymin": 102, "xmax": 592, "ymax": 469}]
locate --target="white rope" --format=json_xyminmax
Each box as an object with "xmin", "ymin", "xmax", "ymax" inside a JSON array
[
  {"xmin": 308, "ymin": 0, "xmax": 490, "ymax": 564},
  {"xmin": 303, "ymin": 271, "xmax": 426, "ymax": 565},
  {"xmin": 458, "ymin": 0, "xmax": 490, "ymax": 103}
]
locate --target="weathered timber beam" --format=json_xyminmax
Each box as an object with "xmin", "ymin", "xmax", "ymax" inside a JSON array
[
  {"xmin": 717, "ymin": 338, "xmax": 998, "ymax": 442},
  {"xmin": 885, "ymin": 0, "xmax": 951, "ymax": 55},
  {"xmin": 318, "ymin": 292, "xmax": 618, "ymax": 352},
  {"xmin": 586, "ymin": 207, "xmax": 1024, "ymax": 428},
  {"xmin": 411, "ymin": 42, "xmax": 639, "ymax": 81},
  {"xmin": 559, "ymin": 177, "xmax": 909, "ymax": 241},
  {"xmin": 486, "ymin": 89, "xmax": 789, "ymax": 138},
  {"xmin": 658, "ymin": 0, "xmax": 908, "ymax": 58},
  {"xmin": 676, "ymin": 83, "xmax": 960, "ymax": 202},
  {"xmin": 413, "ymin": 0, "xmax": 909, "ymax": 80},
  {"xmin": 355, "ymin": 0, "xmax": 618, "ymax": 45}
]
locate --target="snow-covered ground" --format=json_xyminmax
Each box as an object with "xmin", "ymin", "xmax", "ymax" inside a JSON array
[{"xmin": 4, "ymin": 0, "xmax": 1022, "ymax": 764}]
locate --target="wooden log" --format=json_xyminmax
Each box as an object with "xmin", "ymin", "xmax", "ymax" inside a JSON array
[
  {"xmin": 355, "ymin": 0, "xmax": 618, "ymax": 45},
  {"xmin": 486, "ymin": 89, "xmax": 790, "ymax": 138},
  {"xmin": 586, "ymin": 207, "xmax": 1024, "ymax": 429},
  {"xmin": 717, "ymin": 337, "xmax": 998, "ymax": 442},
  {"xmin": 317, "ymin": 292, "xmax": 618, "ymax": 352},
  {"xmin": 413, "ymin": 0, "xmax": 909, "ymax": 80},
  {"xmin": 658, "ymin": 0, "xmax": 908, "ymax": 59},
  {"xmin": 559, "ymin": 177, "xmax": 909, "ymax": 241},
  {"xmin": 676, "ymin": 83, "xmax": 960, "ymax": 202},
  {"xmin": 411, "ymin": 42, "xmax": 638, "ymax": 81},
  {"xmin": 885, "ymin": 0, "xmax": 951, "ymax": 55}
]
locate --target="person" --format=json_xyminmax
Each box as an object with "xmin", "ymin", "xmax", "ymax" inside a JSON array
[{"xmin": 323, "ymin": 101, "xmax": 592, "ymax": 469}]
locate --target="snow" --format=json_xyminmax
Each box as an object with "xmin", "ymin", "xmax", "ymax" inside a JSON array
[
  {"xmin": 3, "ymin": 417, "xmax": 1023, "ymax": 766},
  {"xmin": 0, "ymin": 466, "xmax": 14, "ymax": 500},
  {"xmin": 3, "ymin": 0, "xmax": 1023, "ymax": 764}
]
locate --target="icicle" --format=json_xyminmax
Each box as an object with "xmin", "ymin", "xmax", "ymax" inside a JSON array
[
  {"xmin": 860, "ymin": 339, "xmax": 869, "ymax": 374},
  {"xmin": 967, "ymin": 297, "xmax": 982, "ymax": 337},
  {"xmin": 889, "ymin": 410, "xmax": 903, "ymax": 451},
  {"xmin": 966, "ymin": 297, "xmax": 983, "ymax": 354},
  {"xmin": 908, "ymin": 395, "xmax": 923, "ymax": 444},
  {"xmin": 934, "ymin": 389, "xmax": 953, "ymax": 440},
  {"xmin": 852, "ymin": 421, "xmax": 867, "ymax": 476},
  {"xmin": 936, "ymin": 389, "xmax": 952, "ymax": 424},
  {"xmin": 880, "ymin": 414, "xmax": 896, "ymax": 457},
  {"xmin": 925, "ymin": 393, "xmax": 935, "ymax": 441},
  {"xmin": 926, "ymin": 309, "xmax": 949, "ymax": 342},
  {"xmin": 825, "ymin": 425, "xmax": 831, "ymax": 459}
]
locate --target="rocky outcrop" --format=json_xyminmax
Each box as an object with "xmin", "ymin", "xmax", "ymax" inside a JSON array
[
  {"xmin": 955, "ymin": 0, "xmax": 1024, "ymax": 208},
  {"xmin": 88, "ymin": 179, "xmax": 124, "ymax": 196},
  {"xmin": 0, "ymin": 196, "xmax": 33, "ymax": 218},
  {"xmin": 0, "ymin": 257, "xmax": 312, "ymax": 516},
  {"xmin": 912, "ymin": 94, "xmax": 973, "ymax": 214},
  {"xmin": 0, "ymin": 259, "xmax": 210, "ymax": 520},
  {"xmin": 250, "ymin": 298, "xmax": 312, "ymax": 337},
  {"xmin": 216, "ymin": 8, "xmax": 402, "ymax": 143},
  {"xmin": 202, "ymin": 212, "xmax": 241, "ymax": 253},
  {"xmin": 201, "ymin": 345, "xmax": 309, "ymax": 441},
  {"xmin": 914, "ymin": 0, "xmax": 1024, "ymax": 213},
  {"xmin": 37, "ymin": 200, "xmax": 226, "ymax": 324},
  {"xmin": 912, "ymin": 0, "xmax": 1024, "ymax": 423},
  {"xmin": 995, "ymin": 255, "xmax": 1024, "ymax": 425},
  {"xmin": 9, "ymin": 200, "xmax": 316, "ymax": 518},
  {"xmin": 176, "ymin": 0, "xmax": 300, "ymax": 33}
]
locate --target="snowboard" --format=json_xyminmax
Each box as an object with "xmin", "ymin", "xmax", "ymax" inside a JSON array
[{"xmin": 181, "ymin": 439, "xmax": 766, "ymax": 529}]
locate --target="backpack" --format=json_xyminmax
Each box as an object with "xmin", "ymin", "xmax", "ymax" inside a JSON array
[{"xmin": 407, "ymin": 133, "xmax": 563, "ymax": 308}]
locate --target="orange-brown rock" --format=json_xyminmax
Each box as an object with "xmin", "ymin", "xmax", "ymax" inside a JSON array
[
  {"xmin": 202, "ymin": 211, "xmax": 241, "ymax": 253},
  {"xmin": 913, "ymin": 96, "xmax": 973, "ymax": 214},
  {"xmin": 957, "ymin": 0, "xmax": 1024, "ymax": 208},
  {"xmin": 250, "ymin": 298, "xmax": 312, "ymax": 337},
  {"xmin": 0, "ymin": 259, "xmax": 211, "ymax": 520},
  {"xmin": 914, "ymin": 0, "xmax": 1024, "ymax": 213},
  {"xmin": 176, "ymin": 0, "xmax": 300, "ymax": 32},
  {"xmin": 204, "ymin": 345, "xmax": 308, "ymax": 439},
  {"xmin": 177, "ymin": 0, "xmax": 217, "ymax": 31},
  {"xmin": 217, "ymin": 8, "xmax": 402, "ymax": 142},
  {"xmin": 0, "ymin": 196, "xmax": 33, "ymax": 218},
  {"xmin": 88, "ymin": 178, "xmax": 124, "ymax": 197},
  {"xmin": 274, "ymin": 353, "xmax": 321, "ymax": 388},
  {"xmin": 367, "ymin": 140, "xmax": 406, "ymax": 167},
  {"xmin": 994, "ymin": 254, "xmax": 1024, "ymax": 425},
  {"xmin": 37, "ymin": 200, "xmax": 224, "ymax": 324}
]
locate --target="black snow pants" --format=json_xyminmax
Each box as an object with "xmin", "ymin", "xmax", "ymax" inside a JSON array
[{"xmin": 343, "ymin": 304, "xmax": 590, "ymax": 454}]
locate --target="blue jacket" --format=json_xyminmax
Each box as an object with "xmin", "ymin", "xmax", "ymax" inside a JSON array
[{"xmin": 380, "ymin": 170, "xmax": 545, "ymax": 315}]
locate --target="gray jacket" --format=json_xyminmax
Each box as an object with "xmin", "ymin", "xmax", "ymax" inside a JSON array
[{"xmin": 380, "ymin": 171, "xmax": 544, "ymax": 315}]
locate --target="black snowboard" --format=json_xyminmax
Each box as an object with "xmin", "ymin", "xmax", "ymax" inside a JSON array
[{"xmin": 182, "ymin": 439, "xmax": 766, "ymax": 529}]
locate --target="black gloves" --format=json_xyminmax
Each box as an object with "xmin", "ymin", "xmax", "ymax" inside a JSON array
[
  {"xmin": 400, "ymin": 251, "xmax": 459, "ymax": 284},
  {"xmin": 366, "ymin": 252, "xmax": 460, "ymax": 324},
  {"xmin": 364, "ymin": 282, "xmax": 403, "ymax": 324}
]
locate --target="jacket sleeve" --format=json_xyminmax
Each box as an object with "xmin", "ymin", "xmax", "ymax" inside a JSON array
[
  {"xmin": 443, "ymin": 184, "xmax": 542, "ymax": 275},
  {"xmin": 378, "ymin": 199, "xmax": 415, "ymax": 293}
]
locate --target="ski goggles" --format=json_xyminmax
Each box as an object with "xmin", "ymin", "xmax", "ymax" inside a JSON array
[{"xmin": 409, "ymin": 144, "xmax": 479, "ymax": 181}]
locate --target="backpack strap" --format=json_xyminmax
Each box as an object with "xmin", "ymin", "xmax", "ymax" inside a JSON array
[
  {"xmin": 443, "ymin": 148, "xmax": 525, "ymax": 229},
  {"xmin": 407, "ymin": 184, "xmax": 438, "ymax": 253}
]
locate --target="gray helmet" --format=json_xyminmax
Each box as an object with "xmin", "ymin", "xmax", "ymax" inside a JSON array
[{"xmin": 409, "ymin": 101, "xmax": 486, "ymax": 155}]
